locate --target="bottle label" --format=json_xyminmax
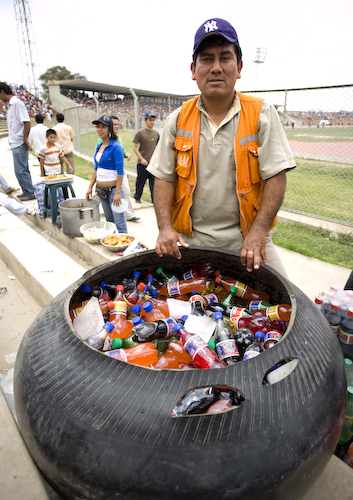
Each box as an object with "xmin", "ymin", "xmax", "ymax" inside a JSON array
[
  {"xmin": 339, "ymin": 328, "xmax": 353, "ymax": 345},
  {"xmin": 105, "ymin": 349, "xmax": 127, "ymax": 361},
  {"xmin": 69, "ymin": 300, "xmax": 89, "ymax": 320},
  {"xmin": 182, "ymin": 269, "xmax": 197, "ymax": 280},
  {"xmin": 167, "ymin": 281, "xmax": 181, "ymax": 296},
  {"xmin": 263, "ymin": 330, "xmax": 283, "ymax": 349},
  {"xmin": 184, "ymin": 335, "xmax": 207, "ymax": 360},
  {"xmin": 248, "ymin": 300, "xmax": 262, "ymax": 311},
  {"xmin": 230, "ymin": 307, "xmax": 248, "ymax": 320},
  {"xmin": 331, "ymin": 324, "xmax": 340, "ymax": 336},
  {"xmin": 266, "ymin": 305, "xmax": 280, "ymax": 321},
  {"xmin": 189, "ymin": 294, "xmax": 205, "ymax": 304},
  {"xmin": 161, "ymin": 318, "xmax": 177, "ymax": 338},
  {"xmin": 243, "ymin": 349, "xmax": 261, "ymax": 361},
  {"xmin": 216, "ymin": 339, "xmax": 239, "ymax": 360},
  {"xmin": 233, "ymin": 281, "xmax": 246, "ymax": 298},
  {"xmin": 204, "ymin": 293, "xmax": 218, "ymax": 305},
  {"xmin": 113, "ymin": 301, "xmax": 128, "ymax": 316}
]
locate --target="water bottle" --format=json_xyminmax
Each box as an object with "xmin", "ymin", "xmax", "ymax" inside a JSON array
[
  {"xmin": 87, "ymin": 321, "xmax": 115, "ymax": 350},
  {"xmin": 213, "ymin": 311, "xmax": 240, "ymax": 365},
  {"xmin": 243, "ymin": 331, "xmax": 265, "ymax": 361}
]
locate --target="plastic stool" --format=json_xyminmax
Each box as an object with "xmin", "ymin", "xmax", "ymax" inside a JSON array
[{"xmin": 43, "ymin": 181, "xmax": 76, "ymax": 224}]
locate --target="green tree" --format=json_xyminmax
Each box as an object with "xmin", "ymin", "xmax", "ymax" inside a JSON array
[{"xmin": 39, "ymin": 66, "xmax": 86, "ymax": 101}]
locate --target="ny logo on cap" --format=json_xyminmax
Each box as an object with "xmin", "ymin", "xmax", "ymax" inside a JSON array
[{"xmin": 204, "ymin": 20, "xmax": 218, "ymax": 33}]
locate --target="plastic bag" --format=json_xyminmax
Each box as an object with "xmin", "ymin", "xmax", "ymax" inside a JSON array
[
  {"xmin": 73, "ymin": 297, "xmax": 105, "ymax": 340},
  {"xmin": 0, "ymin": 368, "xmax": 17, "ymax": 421}
]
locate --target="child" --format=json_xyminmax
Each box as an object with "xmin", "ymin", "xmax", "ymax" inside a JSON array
[{"xmin": 38, "ymin": 129, "xmax": 73, "ymax": 177}]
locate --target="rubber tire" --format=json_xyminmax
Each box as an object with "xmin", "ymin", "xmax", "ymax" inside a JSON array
[{"xmin": 14, "ymin": 247, "xmax": 346, "ymax": 500}]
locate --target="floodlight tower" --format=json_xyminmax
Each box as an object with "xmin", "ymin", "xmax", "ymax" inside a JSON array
[
  {"xmin": 253, "ymin": 47, "xmax": 267, "ymax": 89},
  {"xmin": 13, "ymin": 0, "xmax": 39, "ymax": 97}
]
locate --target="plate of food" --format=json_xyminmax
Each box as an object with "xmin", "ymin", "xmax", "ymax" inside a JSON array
[
  {"xmin": 42, "ymin": 174, "xmax": 74, "ymax": 184},
  {"xmin": 100, "ymin": 234, "xmax": 135, "ymax": 252}
]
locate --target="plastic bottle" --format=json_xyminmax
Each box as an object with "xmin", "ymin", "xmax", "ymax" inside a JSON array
[
  {"xmin": 263, "ymin": 328, "xmax": 284, "ymax": 349},
  {"xmin": 344, "ymin": 358, "xmax": 353, "ymax": 387},
  {"xmin": 234, "ymin": 327, "xmax": 254, "ymax": 353},
  {"xmin": 253, "ymin": 303, "xmax": 292, "ymax": 323},
  {"xmin": 80, "ymin": 284, "xmax": 113, "ymax": 320},
  {"xmin": 340, "ymin": 296, "xmax": 351, "ymax": 321},
  {"xmin": 132, "ymin": 317, "xmax": 177, "ymax": 343},
  {"xmin": 322, "ymin": 290, "xmax": 335, "ymax": 315},
  {"xmin": 155, "ymin": 267, "xmax": 178, "ymax": 285},
  {"xmin": 231, "ymin": 311, "xmax": 268, "ymax": 333},
  {"xmin": 104, "ymin": 300, "xmax": 133, "ymax": 348},
  {"xmin": 314, "ymin": 295, "xmax": 324, "ymax": 310},
  {"xmin": 326, "ymin": 300, "xmax": 341, "ymax": 335},
  {"xmin": 181, "ymin": 263, "xmax": 215, "ymax": 280},
  {"xmin": 339, "ymin": 307, "xmax": 353, "ymax": 358},
  {"xmin": 157, "ymin": 278, "xmax": 208, "ymax": 297},
  {"xmin": 220, "ymin": 286, "xmax": 238, "ymax": 308},
  {"xmin": 142, "ymin": 301, "xmax": 167, "ymax": 322},
  {"xmin": 121, "ymin": 270, "xmax": 141, "ymax": 292},
  {"xmin": 213, "ymin": 311, "xmax": 240, "ymax": 365},
  {"xmin": 99, "ymin": 281, "xmax": 118, "ymax": 299},
  {"xmin": 172, "ymin": 387, "xmax": 218, "ymax": 417},
  {"xmin": 214, "ymin": 272, "xmax": 270, "ymax": 302},
  {"xmin": 338, "ymin": 386, "xmax": 353, "ymax": 445},
  {"xmin": 86, "ymin": 321, "xmax": 115, "ymax": 350},
  {"xmin": 105, "ymin": 342, "xmax": 158, "ymax": 366},
  {"xmin": 173, "ymin": 323, "xmax": 227, "ymax": 369},
  {"xmin": 243, "ymin": 331, "xmax": 265, "ymax": 361},
  {"xmin": 153, "ymin": 339, "xmax": 193, "ymax": 369},
  {"xmin": 124, "ymin": 282, "xmax": 147, "ymax": 307},
  {"xmin": 344, "ymin": 442, "xmax": 353, "ymax": 469}
]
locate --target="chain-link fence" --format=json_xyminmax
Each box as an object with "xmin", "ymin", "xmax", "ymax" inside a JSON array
[{"xmin": 62, "ymin": 84, "xmax": 353, "ymax": 227}]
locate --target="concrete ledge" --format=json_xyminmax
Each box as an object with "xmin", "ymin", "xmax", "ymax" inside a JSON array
[{"xmin": 0, "ymin": 210, "xmax": 87, "ymax": 307}]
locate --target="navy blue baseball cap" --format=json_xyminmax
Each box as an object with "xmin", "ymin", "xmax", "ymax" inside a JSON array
[
  {"xmin": 193, "ymin": 18, "xmax": 239, "ymax": 55},
  {"xmin": 145, "ymin": 112, "xmax": 156, "ymax": 119}
]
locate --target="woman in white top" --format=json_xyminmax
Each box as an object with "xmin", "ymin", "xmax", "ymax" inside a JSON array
[{"xmin": 86, "ymin": 115, "xmax": 128, "ymax": 233}]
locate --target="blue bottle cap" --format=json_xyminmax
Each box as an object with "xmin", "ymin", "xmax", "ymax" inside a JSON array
[
  {"xmin": 100, "ymin": 281, "xmax": 107, "ymax": 289},
  {"xmin": 152, "ymin": 289, "xmax": 158, "ymax": 297},
  {"xmin": 143, "ymin": 301, "xmax": 153, "ymax": 312},
  {"xmin": 213, "ymin": 311, "xmax": 223, "ymax": 320},
  {"xmin": 131, "ymin": 304, "xmax": 142, "ymax": 314},
  {"xmin": 147, "ymin": 276, "xmax": 154, "ymax": 283},
  {"xmin": 104, "ymin": 321, "xmax": 115, "ymax": 333},
  {"xmin": 80, "ymin": 284, "xmax": 91, "ymax": 293},
  {"xmin": 132, "ymin": 316, "xmax": 143, "ymax": 326},
  {"xmin": 255, "ymin": 331, "xmax": 265, "ymax": 339},
  {"xmin": 173, "ymin": 323, "xmax": 183, "ymax": 333},
  {"xmin": 181, "ymin": 315, "xmax": 188, "ymax": 322},
  {"xmin": 133, "ymin": 271, "xmax": 141, "ymax": 278}
]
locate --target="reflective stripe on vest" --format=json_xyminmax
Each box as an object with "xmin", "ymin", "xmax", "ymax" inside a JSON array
[{"xmin": 240, "ymin": 134, "xmax": 259, "ymax": 146}]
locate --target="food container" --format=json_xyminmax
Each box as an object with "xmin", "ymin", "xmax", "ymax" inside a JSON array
[
  {"xmin": 100, "ymin": 233, "xmax": 135, "ymax": 252},
  {"xmin": 79, "ymin": 221, "xmax": 116, "ymax": 244},
  {"xmin": 14, "ymin": 248, "xmax": 346, "ymax": 500},
  {"xmin": 59, "ymin": 198, "xmax": 100, "ymax": 237}
]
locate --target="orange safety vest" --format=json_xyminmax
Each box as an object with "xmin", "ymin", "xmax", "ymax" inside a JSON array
[{"xmin": 172, "ymin": 92, "xmax": 277, "ymax": 237}]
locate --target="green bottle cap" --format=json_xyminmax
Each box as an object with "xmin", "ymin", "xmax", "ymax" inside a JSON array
[
  {"xmin": 208, "ymin": 339, "xmax": 216, "ymax": 351},
  {"xmin": 230, "ymin": 286, "xmax": 237, "ymax": 293},
  {"xmin": 348, "ymin": 386, "xmax": 353, "ymax": 398},
  {"xmin": 156, "ymin": 267, "xmax": 163, "ymax": 275},
  {"xmin": 345, "ymin": 358, "xmax": 353, "ymax": 367},
  {"xmin": 111, "ymin": 338, "xmax": 123, "ymax": 349}
]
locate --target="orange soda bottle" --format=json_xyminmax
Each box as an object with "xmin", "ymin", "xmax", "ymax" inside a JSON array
[
  {"xmin": 253, "ymin": 303, "xmax": 292, "ymax": 322},
  {"xmin": 105, "ymin": 342, "xmax": 158, "ymax": 366},
  {"xmin": 154, "ymin": 339, "xmax": 194, "ymax": 369},
  {"xmin": 214, "ymin": 272, "xmax": 270, "ymax": 302},
  {"xmin": 104, "ymin": 299, "xmax": 133, "ymax": 349},
  {"xmin": 158, "ymin": 278, "xmax": 208, "ymax": 298},
  {"xmin": 142, "ymin": 301, "xmax": 167, "ymax": 322}
]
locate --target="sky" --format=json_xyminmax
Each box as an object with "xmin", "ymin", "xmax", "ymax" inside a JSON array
[{"xmin": 2, "ymin": 0, "xmax": 353, "ymax": 107}]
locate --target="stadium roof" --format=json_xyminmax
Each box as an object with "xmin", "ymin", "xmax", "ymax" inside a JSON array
[{"xmin": 49, "ymin": 79, "xmax": 195, "ymax": 99}]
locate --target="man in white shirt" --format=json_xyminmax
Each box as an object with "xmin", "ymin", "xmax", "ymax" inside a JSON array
[
  {"xmin": 28, "ymin": 114, "xmax": 48, "ymax": 159},
  {"xmin": 0, "ymin": 82, "xmax": 35, "ymax": 201},
  {"xmin": 53, "ymin": 113, "xmax": 75, "ymax": 173}
]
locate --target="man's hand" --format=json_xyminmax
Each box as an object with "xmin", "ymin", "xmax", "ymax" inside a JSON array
[
  {"xmin": 24, "ymin": 139, "xmax": 32, "ymax": 151},
  {"xmin": 141, "ymin": 158, "xmax": 148, "ymax": 166},
  {"xmin": 240, "ymin": 228, "xmax": 268, "ymax": 272},
  {"xmin": 156, "ymin": 227, "xmax": 189, "ymax": 259}
]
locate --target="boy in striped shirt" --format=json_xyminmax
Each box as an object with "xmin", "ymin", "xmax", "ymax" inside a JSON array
[{"xmin": 38, "ymin": 129, "xmax": 73, "ymax": 177}]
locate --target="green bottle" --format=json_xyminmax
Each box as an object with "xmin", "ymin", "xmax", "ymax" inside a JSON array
[
  {"xmin": 155, "ymin": 267, "xmax": 178, "ymax": 285},
  {"xmin": 338, "ymin": 386, "xmax": 353, "ymax": 445},
  {"xmin": 221, "ymin": 286, "xmax": 238, "ymax": 307}
]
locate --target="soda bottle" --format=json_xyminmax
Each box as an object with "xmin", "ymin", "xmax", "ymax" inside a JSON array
[
  {"xmin": 80, "ymin": 284, "xmax": 113, "ymax": 321},
  {"xmin": 253, "ymin": 303, "xmax": 292, "ymax": 323},
  {"xmin": 146, "ymin": 275, "xmax": 157, "ymax": 292},
  {"xmin": 155, "ymin": 267, "xmax": 178, "ymax": 286},
  {"xmin": 124, "ymin": 282, "xmax": 147, "ymax": 307},
  {"xmin": 105, "ymin": 342, "xmax": 159, "ymax": 366},
  {"xmin": 344, "ymin": 358, "xmax": 353, "ymax": 387},
  {"xmin": 344, "ymin": 442, "xmax": 353, "ymax": 469},
  {"xmin": 265, "ymin": 359, "xmax": 298, "ymax": 385},
  {"xmin": 86, "ymin": 321, "xmax": 115, "ymax": 350},
  {"xmin": 189, "ymin": 291, "xmax": 208, "ymax": 316},
  {"xmin": 339, "ymin": 307, "xmax": 353, "ymax": 358},
  {"xmin": 153, "ymin": 339, "xmax": 193, "ymax": 369},
  {"xmin": 322, "ymin": 290, "xmax": 335, "ymax": 315},
  {"xmin": 132, "ymin": 317, "xmax": 177, "ymax": 343},
  {"xmin": 243, "ymin": 331, "xmax": 265, "ymax": 361},
  {"xmin": 104, "ymin": 300, "xmax": 133, "ymax": 348},
  {"xmin": 234, "ymin": 327, "xmax": 254, "ymax": 353},
  {"xmin": 213, "ymin": 311, "xmax": 240, "ymax": 365},
  {"xmin": 263, "ymin": 328, "xmax": 284, "ymax": 349},
  {"xmin": 314, "ymin": 295, "xmax": 324, "ymax": 310},
  {"xmin": 142, "ymin": 301, "xmax": 167, "ymax": 322},
  {"xmin": 181, "ymin": 263, "xmax": 215, "ymax": 280},
  {"xmin": 214, "ymin": 272, "xmax": 270, "ymax": 302},
  {"xmin": 121, "ymin": 270, "xmax": 141, "ymax": 292},
  {"xmin": 340, "ymin": 296, "xmax": 351, "ymax": 321},
  {"xmin": 99, "ymin": 281, "xmax": 118, "ymax": 299},
  {"xmin": 157, "ymin": 278, "xmax": 208, "ymax": 297},
  {"xmin": 326, "ymin": 301, "xmax": 341, "ymax": 335},
  {"xmin": 173, "ymin": 323, "xmax": 226, "ymax": 369},
  {"xmin": 221, "ymin": 286, "xmax": 238, "ymax": 307},
  {"xmin": 229, "ymin": 308, "xmax": 255, "ymax": 329},
  {"xmin": 172, "ymin": 387, "xmax": 218, "ymax": 417},
  {"xmin": 338, "ymin": 386, "xmax": 353, "ymax": 445},
  {"xmin": 111, "ymin": 334, "xmax": 140, "ymax": 350}
]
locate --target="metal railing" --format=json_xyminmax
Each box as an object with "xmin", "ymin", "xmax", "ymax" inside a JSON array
[{"xmin": 62, "ymin": 84, "xmax": 353, "ymax": 227}]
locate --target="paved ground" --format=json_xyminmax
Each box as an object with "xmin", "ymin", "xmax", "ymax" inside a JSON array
[{"xmin": 1, "ymin": 136, "xmax": 353, "ymax": 499}]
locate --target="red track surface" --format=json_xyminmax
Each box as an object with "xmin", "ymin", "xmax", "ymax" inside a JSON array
[{"xmin": 288, "ymin": 141, "xmax": 353, "ymax": 158}]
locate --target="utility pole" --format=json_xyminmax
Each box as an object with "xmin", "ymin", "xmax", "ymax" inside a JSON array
[
  {"xmin": 13, "ymin": 0, "xmax": 39, "ymax": 97},
  {"xmin": 253, "ymin": 47, "xmax": 267, "ymax": 89}
]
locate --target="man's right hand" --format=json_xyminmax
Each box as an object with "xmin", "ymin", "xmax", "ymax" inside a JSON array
[{"xmin": 155, "ymin": 227, "xmax": 189, "ymax": 259}]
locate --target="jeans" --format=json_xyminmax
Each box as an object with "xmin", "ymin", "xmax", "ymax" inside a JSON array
[
  {"xmin": 99, "ymin": 186, "xmax": 128, "ymax": 233},
  {"xmin": 0, "ymin": 174, "xmax": 10, "ymax": 192},
  {"xmin": 12, "ymin": 143, "xmax": 34, "ymax": 196},
  {"xmin": 134, "ymin": 163, "xmax": 154, "ymax": 201}
]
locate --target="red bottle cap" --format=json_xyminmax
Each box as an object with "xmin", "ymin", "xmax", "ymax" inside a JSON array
[
  {"xmin": 330, "ymin": 301, "xmax": 340, "ymax": 311},
  {"xmin": 116, "ymin": 285, "xmax": 124, "ymax": 292}
]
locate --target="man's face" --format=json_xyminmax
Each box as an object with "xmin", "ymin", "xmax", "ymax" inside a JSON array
[
  {"xmin": 191, "ymin": 39, "xmax": 242, "ymax": 101},
  {"xmin": 47, "ymin": 133, "xmax": 56, "ymax": 146},
  {"xmin": 112, "ymin": 118, "xmax": 120, "ymax": 134},
  {"xmin": 145, "ymin": 117, "xmax": 155, "ymax": 130},
  {"xmin": 0, "ymin": 90, "xmax": 10, "ymax": 103}
]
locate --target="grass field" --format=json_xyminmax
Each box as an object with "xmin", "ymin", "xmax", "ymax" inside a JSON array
[{"xmin": 285, "ymin": 126, "xmax": 353, "ymax": 142}]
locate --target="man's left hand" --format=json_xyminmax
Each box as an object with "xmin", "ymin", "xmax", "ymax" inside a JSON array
[{"xmin": 240, "ymin": 229, "xmax": 268, "ymax": 272}]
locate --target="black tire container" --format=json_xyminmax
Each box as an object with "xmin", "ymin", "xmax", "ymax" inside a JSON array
[{"xmin": 14, "ymin": 248, "xmax": 346, "ymax": 500}]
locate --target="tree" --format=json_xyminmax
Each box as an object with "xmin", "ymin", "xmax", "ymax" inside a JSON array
[{"xmin": 39, "ymin": 66, "xmax": 86, "ymax": 101}]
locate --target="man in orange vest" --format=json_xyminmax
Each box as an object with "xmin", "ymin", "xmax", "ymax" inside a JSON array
[{"xmin": 148, "ymin": 18, "xmax": 295, "ymax": 275}]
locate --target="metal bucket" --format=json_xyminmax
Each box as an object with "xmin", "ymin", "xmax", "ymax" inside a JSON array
[{"xmin": 59, "ymin": 198, "xmax": 100, "ymax": 237}]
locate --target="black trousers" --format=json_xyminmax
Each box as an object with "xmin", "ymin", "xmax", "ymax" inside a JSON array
[{"xmin": 134, "ymin": 163, "xmax": 155, "ymax": 202}]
